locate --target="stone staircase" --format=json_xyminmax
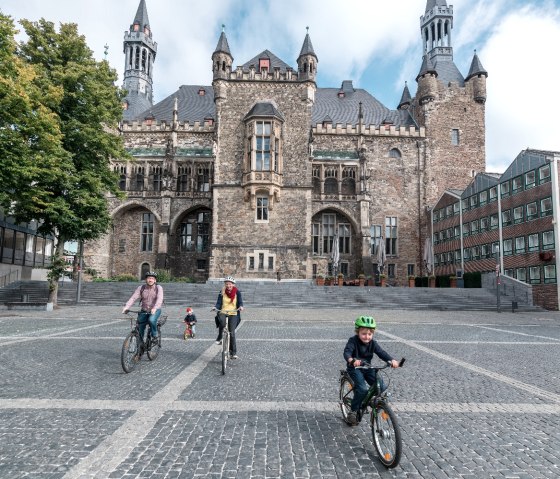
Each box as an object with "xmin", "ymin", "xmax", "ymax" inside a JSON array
[{"xmin": 0, "ymin": 280, "xmax": 542, "ymax": 312}]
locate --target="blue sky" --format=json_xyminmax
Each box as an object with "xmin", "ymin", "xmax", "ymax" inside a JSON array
[{"xmin": 3, "ymin": 0, "xmax": 560, "ymax": 173}]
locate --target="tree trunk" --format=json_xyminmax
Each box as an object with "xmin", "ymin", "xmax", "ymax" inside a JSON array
[{"xmin": 47, "ymin": 238, "xmax": 65, "ymax": 306}]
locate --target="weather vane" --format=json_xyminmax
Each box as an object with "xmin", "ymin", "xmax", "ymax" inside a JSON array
[{"xmin": 104, "ymin": 43, "xmax": 109, "ymax": 60}]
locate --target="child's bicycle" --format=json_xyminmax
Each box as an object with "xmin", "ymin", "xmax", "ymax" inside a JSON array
[
  {"xmin": 121, "ymin": 310, "xmax": 167, "ymax": 373},
  {"xmin": 339, "ymin": 358, "xmax": 406, "ymax": 468},
  {"xmin": 183, "ymin": 322, "xmax": 195, "ymax": 340}
]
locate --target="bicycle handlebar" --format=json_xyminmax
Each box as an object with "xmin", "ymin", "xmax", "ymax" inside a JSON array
[{"xmin": 355, "ymin": 358, "xmax": 406, "ymax": 370}]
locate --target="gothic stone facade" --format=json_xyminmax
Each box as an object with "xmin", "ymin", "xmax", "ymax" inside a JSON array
[{"xmin": 85, "ymin": 0, "xmax": 487, "ymax": 284}]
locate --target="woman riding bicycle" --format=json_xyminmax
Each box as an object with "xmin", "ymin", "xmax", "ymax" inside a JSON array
[
  {"xmin": 343, "ymin": 315, "xmax": 400, "ymax": 425},
  {"xmin": 122, "ymin": 271, "xmax": 164, "ymax": 345},
  {"xmin": 215, "ymin": 276, "xmax": 244, "ymax": 359}
]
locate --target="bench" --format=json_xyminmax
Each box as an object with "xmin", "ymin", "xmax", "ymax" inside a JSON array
[{"xmin": 6, "ymin": 302, "xmax": 54, "ymax": 311}]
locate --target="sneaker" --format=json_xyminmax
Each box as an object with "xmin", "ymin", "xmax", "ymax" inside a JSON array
[
  {"xmin": 191, "ymin": 333, "xmax": 196, "ymax": 339},
  {"xmin": 230, "ymin": 354, "xmax": 238, "ymax": 359},
  {"xmin": 151, "ymin": 337, "xmax": 159, "ymax": 346},
  {"xmin": 347, "ymin": 411, "xmax": 358, "ymax": 425},
  {"xmin": 215, "ymin": 340, "xmax": 222, "ymax": 345}
]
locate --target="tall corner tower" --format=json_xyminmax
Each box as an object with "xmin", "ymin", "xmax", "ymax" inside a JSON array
[
  {"xmin": 122, "ymin": 0, "xmax": 157, "ymax": 119},
  {"xmin": 414, "ymin": 0, "xmax": 488, "ymax": 200},
  {"xmin": 297, "ymin": 28, "xmax": 318, "ymax": 82}
]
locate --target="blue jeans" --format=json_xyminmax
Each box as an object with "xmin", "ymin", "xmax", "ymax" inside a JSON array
[
  {"xmin": 347, "ymin": 367, "xmax": 378, "ymax": 412},
  {"xmin": 137, "ymin": 310, "xmax": 161, "ymax": 341}
]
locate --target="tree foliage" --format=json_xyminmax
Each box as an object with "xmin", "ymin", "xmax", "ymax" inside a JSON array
[{"xmin": 0, "ymin": 13, "xmax": 128, "ymax": 302}]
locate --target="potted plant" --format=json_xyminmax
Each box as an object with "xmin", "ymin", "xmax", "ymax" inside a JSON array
[
  {"xmin": 358, "ymin": 273, "xmax": 366, "ymax": 287},
  {"xmin": 366, "ymin": 275, "xmax": 374, "ymax": 287},
  {"xmin": 316, "ymin": 274, "xmax": 324, "ymax": 286},
  {"xmin": 337, "ymin": 273, "xmax": 344, "ymax": 286},
  {"xmin": 325, "ymin": 275, "xmax": 334, "ymax": 286},
  {"xmin": 449, "ymin": 275, "xmax": 457, "ymax": 288},
  {"xmin": 428, "ymin": 275, "xmax": 436, "ymax": 288},
  {"xmin": 379, "ymin": 274, "xmax": 386, "ymax": 287},
  {"xmin": 408, "ymin": 275, "xmax": 415, "ymax": 287}
]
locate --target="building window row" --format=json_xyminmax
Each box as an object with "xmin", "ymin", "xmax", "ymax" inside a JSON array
[
  {"xmin": 504, "ymin": 265, "xmax": 556, "ymax": 284},
  {"xmin": 434, "ymin": 198, "xmax": 553, "ymax": 245}
]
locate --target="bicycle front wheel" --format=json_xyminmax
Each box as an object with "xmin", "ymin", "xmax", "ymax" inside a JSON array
[
  {"xmin": 371, "ymin": 403, "xmax": 402, "ymax": 468},
  {"xmin": 221, "ymin": 331, "xmax": 229, "ymax": 375},
  {"xmin": 121, "ymin": 332, "xmax": 139, "ymax": 373},
  {"xmin": 339, "ymin": 375, "xmax": 354, "ymax": 424}
]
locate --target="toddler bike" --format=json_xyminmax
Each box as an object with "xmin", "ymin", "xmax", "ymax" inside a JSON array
[
  {"xmin": 183, "ymin": 322, "xmax": 195, "ymax": 340},
  {"xmin": 121, "ymin": 310, "xmax": 167, "ymax": 373},
  {"xmin": 339, "ymin": 358, "xmax": 405, "ymax": 468}
]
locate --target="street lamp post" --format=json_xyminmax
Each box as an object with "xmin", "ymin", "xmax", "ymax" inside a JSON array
[{"xmin": 494, "ymin": 243, "xmax": 501, "ymax": 313}]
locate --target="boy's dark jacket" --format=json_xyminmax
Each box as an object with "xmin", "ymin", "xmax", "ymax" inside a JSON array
[
  {"xmin": 343, "ymin": 336, "xmax": 393, "ymax": 368},
  {"xmin": 183, "ymin": 313, "xmax": 197, "ymax": 323}
]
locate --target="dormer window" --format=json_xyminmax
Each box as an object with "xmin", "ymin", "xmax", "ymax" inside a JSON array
[
  {"xmin": 144, "ymin": 26, "xmax": 150, "ymax": 35},
  {"xmin": 204, "ymin": 117, "xmax": 214, "ymax": 126},
  {"xmin": 198, "ymin": 88, "xmax": 206, "ymax": 96},
  {"xmin": 338, "ymin": 92, "xmax": 345, "ymax": 98},
  {"xmin": 259, "ymin": 58, "xmax": 270, "ymax": 72},
  {"xmin": 145, "ymin": 114, "xmax": 155, "ymax": 126},
  {"xmin": 133, "ymin": 24, "xmax": 139, "ymax": 32}
]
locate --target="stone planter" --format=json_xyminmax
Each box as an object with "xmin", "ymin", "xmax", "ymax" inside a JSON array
[
  {"xmin": 337, "ymin": 276, "xmax": 344, "ymax": 286},
  {"xmin": 316, "ymin": 277, "xmax": 324, "ymax": 286},
  {"xmin": 428, "ymin": 277, "xmax": 436, "ymax": 288},
  {"xmin": 358, "ymin": 277, "xmax": 365, "ymax": 287},
  {"xmin": 380, "ymin": 277, "xmax": 386, "ymax": 287},
  {"xmin": 450, "ymin": 277, "xmax": 457, "ymax": 288},
  {"xmin": 408, "ymin": 278, "xmax": 415, "ymax": 287}
]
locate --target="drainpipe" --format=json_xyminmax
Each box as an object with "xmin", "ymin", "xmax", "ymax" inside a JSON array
[
  {"xmin": 417, "ymin": 141, "xmax": 423, "ymax": 275},
  {"xmin": 459, "ymin": 197, "xmax": 464, "ymax": 272},
  {"xmin": 550, "ymin": 155, "xmax": 560, "ymax": 308},
  {"xmin": 497, "ymin": 183, "xmax": 503, "ymax": 274}
]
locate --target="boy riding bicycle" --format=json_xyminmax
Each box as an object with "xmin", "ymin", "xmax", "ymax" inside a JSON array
[{"xmin": 343, "ymin": 315, "xmax": 400, "ymax": 425}]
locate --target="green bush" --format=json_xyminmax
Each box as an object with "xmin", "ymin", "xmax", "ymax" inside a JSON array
[{"xmin": 112, "ymin": 274, "xmax": 137, "ymax": 282}]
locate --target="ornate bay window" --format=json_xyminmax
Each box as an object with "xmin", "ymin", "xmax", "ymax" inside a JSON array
[{"xmin": 242, "ymin": 102, "xmax": 284, "ymax": 213}]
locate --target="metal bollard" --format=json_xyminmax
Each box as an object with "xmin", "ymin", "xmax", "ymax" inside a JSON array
[{"xmin": 511, "ymin": 301, "xmax": 518, "ymax": 313}]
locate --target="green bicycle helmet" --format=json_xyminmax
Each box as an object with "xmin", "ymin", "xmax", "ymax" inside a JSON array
[{"xmin": 354, "ymin": 315, "xmax": 377, "ymax": 329}]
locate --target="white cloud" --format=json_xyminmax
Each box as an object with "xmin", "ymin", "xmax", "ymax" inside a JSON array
[{"xmin": 484, "ymin": 3, "xmax": 560, "ymax": 172}]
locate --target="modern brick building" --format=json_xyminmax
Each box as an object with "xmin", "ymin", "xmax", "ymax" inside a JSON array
[
  {"xmin": 85, "ymin": 0, "xmax": 488, "ymax": 284},
  {"xmin": 431, "ymin": 149, "xmax": 560, "ymax": 309}
]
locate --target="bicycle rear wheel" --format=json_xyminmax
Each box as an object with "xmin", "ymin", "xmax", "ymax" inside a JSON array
[
  {"xmin": 371, "ymin": 403, "xmax": 402, "ymax": 468},
  {"xmin": 221, "ymin": 331, "xmax": 229, "ymax": 375},
  {"xmin": 121, "ymin": 332, "xmax": 139, "ymax": 373},
  {"xmin": 339, "ymin": 375, "xmax": 355, "ymax": 424},
  {"xmin": 147, "ymin": 326, "xmax": 161, "ymax": 361}
]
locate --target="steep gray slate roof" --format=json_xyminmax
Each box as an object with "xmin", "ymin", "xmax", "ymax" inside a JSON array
[
  {"xmin": 244, "ymin": 102, "xmax": 285, "ymax": 121},
  {"xmin": 123, "ymin": 92, "xmax": 154, "ymax": 121},
  {"xmin": 466, "ymin": 51, "xmax": 488, "ymax": 81},
  {"xmin": 298, "ymin": 33, "xmax": 317, "ymax": 60},
  {"xmin": 435, "ymin": 58, "xmax": 464, "ymax": 86},
  {"xmin": 398, "ymin": 82, "xmax": 412, "ymax": 109},
  {"xmin": 125, "ymin": 85, "xmax": 215, "ymax": 124},
  {"xmin": 313, "ymin": 83, "xmax": 416, "ymax": 127},
  {"xmin": 242, "ymin": 50, "xmax": 293, "ymax": 73},
  {"xmin": 425, "ymin": 0, "xmax": 448, "ymax": 12},
  {"xmin": 133, "ymin": 0, "xmax": 150, "ymax": 29},
  {"xmin": 214, "ymin": 31, "xmax": 231, "ymax": 55}
]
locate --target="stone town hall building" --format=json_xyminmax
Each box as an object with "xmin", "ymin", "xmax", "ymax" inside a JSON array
[{"xmin": 85, "ymin": 0, "xmax": 488, "ymax": 284}]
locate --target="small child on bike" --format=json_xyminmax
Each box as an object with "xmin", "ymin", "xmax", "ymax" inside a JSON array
[
  {"xmin": 343, "ymin": 315, "xmax": 400, "ymax": 425},
  {"xmin": 183, "ymin": 307, "xmax": 197, "ymax": 338}
]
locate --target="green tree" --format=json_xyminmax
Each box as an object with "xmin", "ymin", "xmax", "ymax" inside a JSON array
[{"xmin": 8, "ymin": 17, "xmax": 127, "ymax": 304}]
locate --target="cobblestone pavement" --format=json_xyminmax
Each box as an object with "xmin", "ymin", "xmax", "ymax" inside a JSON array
[{"xmin": 0, "ymin": 306, "xmax": 559, "ymax": 478}]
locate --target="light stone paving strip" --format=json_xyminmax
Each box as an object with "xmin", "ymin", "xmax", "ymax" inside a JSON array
[
  {"xmin": 377, "ymin": 329, "xmax": 560, "ymax": 404},
  {"xmin": 473, "ymin": 324, "xmax": 560, "ymax": 341},
  {"xmin": 62, "ymin": 341, "xmax": 222, "ymax": 479},
  {"xmin": 2, "ymin": 399, "xmax": 560, "ymax": 414}
]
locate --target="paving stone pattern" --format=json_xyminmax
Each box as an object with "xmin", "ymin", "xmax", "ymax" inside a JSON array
[{"xmin": 0, "ymin": 305, "xmax": 559, "ymax": 478}]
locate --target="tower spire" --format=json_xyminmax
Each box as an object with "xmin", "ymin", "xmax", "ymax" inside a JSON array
[
  {"xmin": 297, "ymin": 27, "xmax": 318, "ymax": 82},
  {"xmin": 122, "ymin": 0, "xmax": 158, "ymax": 119}
]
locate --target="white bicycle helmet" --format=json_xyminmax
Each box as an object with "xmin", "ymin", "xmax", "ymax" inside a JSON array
[{"xmin": 224, "ymin": 276, "xmax": 236, "ymax": 284}]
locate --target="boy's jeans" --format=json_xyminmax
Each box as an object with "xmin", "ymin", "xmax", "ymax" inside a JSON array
[
  {"xmin": 347, "ymin": 367, "xmax": 377, "ymax": 412},
  {"xmin": 137, "ymin": 309, "xmax": 161, "ymax": 341}
]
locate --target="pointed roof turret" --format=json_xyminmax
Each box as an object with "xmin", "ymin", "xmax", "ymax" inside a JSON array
[
  {"xmin": 132, "ymin": 0, "xmax": 151, "ymax": 33},
  {"xmin": 416, "ymin": 55, "xmax": 437, "ymax": 81},
  {"xmin": 298, "ymin": 27, "xmax": 317, "ymax": 61},
  {"xmin": 465, "ymin": 50, "xmax": 488, "ymax": 81},
  {"xmin": 397, "ymin": 82, "xmax": 412, "ymax": 109},
  {"xmin": 425, "ymin": 0, "xmax": 448, "ymax": 12},
  {"xmin": 214, "ymin": 25, "xmax": 231, "ymax": 56}
]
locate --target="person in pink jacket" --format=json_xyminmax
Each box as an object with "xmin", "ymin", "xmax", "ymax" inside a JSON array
[{"xmin": 122, "ymin": 271, "xmax": 164, "ymax": 345}]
